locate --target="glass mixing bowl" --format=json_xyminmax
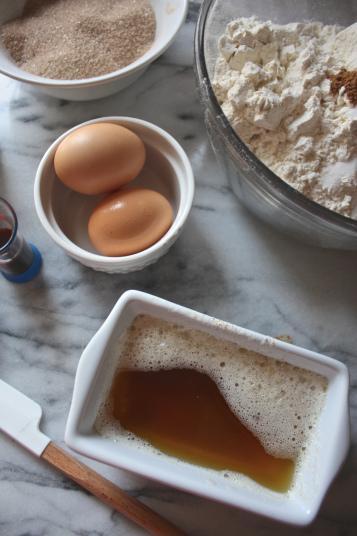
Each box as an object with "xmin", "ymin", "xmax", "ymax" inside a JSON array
[{"xmin": 194, "ymin": 0, "xmax": 357, "ymax": 249}]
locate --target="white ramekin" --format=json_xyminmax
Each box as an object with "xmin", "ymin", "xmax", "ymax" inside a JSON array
[
  {"xmin": 0, "ymin": 0, "xmax": 188, "ymax": 100},
  {"xmin": 34, "ymin": 117, "xmax": 194, "ymax": 273},
  {"xmin": 65, "ymin": 290, "xmax": 350, "ymax": 526}
]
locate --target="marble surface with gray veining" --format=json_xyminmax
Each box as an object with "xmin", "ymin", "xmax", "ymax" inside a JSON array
[{"xmin": 1, "ymin": 2, "xmax": 357, "ymax": 535}]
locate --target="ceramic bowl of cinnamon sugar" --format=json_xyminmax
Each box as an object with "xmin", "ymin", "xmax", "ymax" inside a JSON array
[{"xmin": 0, "ymin": 0, "xmax": 188, "ymax": 101}]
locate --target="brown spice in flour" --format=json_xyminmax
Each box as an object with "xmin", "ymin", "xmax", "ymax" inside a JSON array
[
  {"xmin": 0, "ymin": 0, "xmax": 156, "ymax": 80},
  {"xmin": 329, "ymin": 69, "xmax": 357, "ymax": 106}
]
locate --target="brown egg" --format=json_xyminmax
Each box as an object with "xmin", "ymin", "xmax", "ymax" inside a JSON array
[
  {"xmin": 54, "ymin": 123, "xmax": 146, "ymax": 195},
  {"xmin": 88, "ymin": 188, "xmax": 174, "ymax": 256}
]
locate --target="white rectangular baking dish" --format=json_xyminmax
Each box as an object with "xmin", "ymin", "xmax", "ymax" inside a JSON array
[{"xmin": 65, "ymin": 290, "xmax": 349, "ymax": 525}]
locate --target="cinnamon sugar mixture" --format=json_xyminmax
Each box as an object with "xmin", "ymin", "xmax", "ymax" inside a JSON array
[{"xmin": 0, "ymin": 0, "xmax": 156, "ymax": 80}]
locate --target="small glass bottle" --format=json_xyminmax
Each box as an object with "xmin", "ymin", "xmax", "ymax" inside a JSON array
[{"xmin": 0, "ymin": 197, "xmax": 42, "ymax": 283}]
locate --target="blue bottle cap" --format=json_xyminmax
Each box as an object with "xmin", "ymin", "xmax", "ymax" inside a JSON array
[{"xmin": 1, "ymin": 244, "xmax": 42, "ymax": 283}]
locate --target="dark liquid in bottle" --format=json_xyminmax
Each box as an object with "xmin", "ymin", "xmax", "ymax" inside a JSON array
[
  {"xmin": 0, "ymin": 226, "xmax": 34, "ymax": 276},
  {"xmin": 110, "ymin": 367, "xmax": 295, "ymax": 492},
  {"xmin": 0, "ymin": 228, "xmax": 12, "ymax": 247}
]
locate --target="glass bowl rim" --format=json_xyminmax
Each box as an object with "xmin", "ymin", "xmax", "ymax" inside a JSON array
[{"xmin": 194, "ymin": 0, "xmax": 357, "ymax": 235}]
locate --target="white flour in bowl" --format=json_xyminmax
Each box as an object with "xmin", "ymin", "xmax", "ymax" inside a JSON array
[{"xmin": 213, "ymin": 17, "xmax": 357, "ymax": 219}]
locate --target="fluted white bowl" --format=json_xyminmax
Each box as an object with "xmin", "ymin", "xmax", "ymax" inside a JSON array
[{"xmin": 34, "ymin": 117, "xmax": 194, "ymax": 273}]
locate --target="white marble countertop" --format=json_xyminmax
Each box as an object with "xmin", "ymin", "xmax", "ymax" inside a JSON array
[{"xmin": 1, "ymin": 2, "xmax": 357, "ymax": 534}]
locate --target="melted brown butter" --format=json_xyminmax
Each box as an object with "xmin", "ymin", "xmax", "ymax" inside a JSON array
[{"xmin": 111, "ymin": 367, "xmax": 295, "ymax": 492}]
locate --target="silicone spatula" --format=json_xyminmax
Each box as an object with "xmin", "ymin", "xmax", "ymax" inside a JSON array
[{"xmin": 0, "ymin": 379, "xmax": 183, "ymax": 536}]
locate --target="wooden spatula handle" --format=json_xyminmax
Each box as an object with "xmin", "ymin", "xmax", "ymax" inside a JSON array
[{"xmin": 42, "ymin": 442, "xmax": 184, "ymax": 536}]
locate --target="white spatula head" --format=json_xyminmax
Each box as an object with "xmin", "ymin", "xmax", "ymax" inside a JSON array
[{"xmin": 0, "ymin": 379, "xmax": 50, "ymax": 456}]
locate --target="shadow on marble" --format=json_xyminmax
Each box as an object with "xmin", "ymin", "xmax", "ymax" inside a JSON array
[
  {"xmin": 231, "ymin": 201, "xmax": 357, "ymax": 329},
  {"xmin": 72, "ymin": 214, "xmax": 229, "ymax": 316}
]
